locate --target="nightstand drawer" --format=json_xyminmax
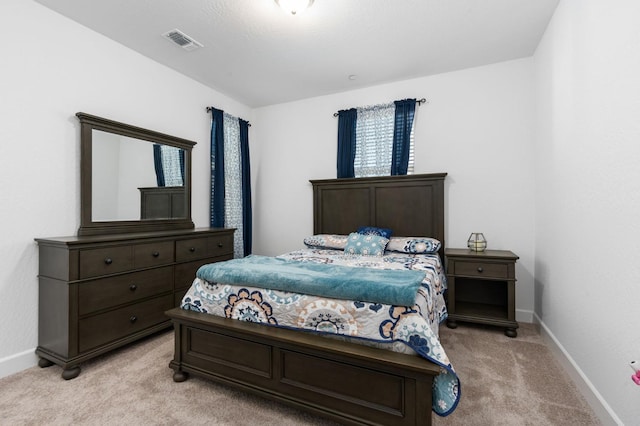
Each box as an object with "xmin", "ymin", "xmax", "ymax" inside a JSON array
[{"xmin": 453, "ymin": 261, "xmax": 509, "ymax": 279}]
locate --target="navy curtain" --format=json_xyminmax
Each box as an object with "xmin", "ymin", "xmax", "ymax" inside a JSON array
[
  {"xmin": 336, "ymin": 108, "xmax": 357, "ymax": 178},
  {"xmin": 210, "ymin": 107, "xmax": 225, "ymax": 228},
  {"xmin": 391, "ymin": 98, "xmax": 416, "ymax": 176},
  {"xmin": 239, "ymin": 119, "xmax": 252, "ymax": 256},
  {"xmin": 178, "ymin": 149, "xmax": 185, "ymax": 184},
  {"xmin": 152, "ymin": 144, "xmax": 165, "ymax": 186}
]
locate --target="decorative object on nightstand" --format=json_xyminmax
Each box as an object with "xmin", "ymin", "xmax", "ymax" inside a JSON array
[
  {"xmin": 445, "ymin": 248, "xmax": 519, "ymax": 337},
  {"xmin": 467, "ymin": 233, "xmax": 487, "ymax": 252}
]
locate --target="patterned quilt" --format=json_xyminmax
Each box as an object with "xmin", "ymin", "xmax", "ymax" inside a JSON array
[{"xmin": 180, "ymin": 248, "xmax": 460, "ymax": 416}]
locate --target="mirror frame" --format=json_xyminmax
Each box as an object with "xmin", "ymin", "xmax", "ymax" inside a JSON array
[{"xmin": 77, "ymin": 112, "xmax": 196, "ymax": 236}]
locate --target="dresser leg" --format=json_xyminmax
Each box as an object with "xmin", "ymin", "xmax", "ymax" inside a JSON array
[
  {"xmin": 61, "ymin": 366, "xmax": 81, "ymax": 380},
  {"xmin": 173, "ymin": 370, "xmax": 189, "ymax": 382},
  {"xmin": 505, "ymin": 328, "xmax": 517, "ymax": 338},
  {"xmin": 446, "ymin": 319, "xmax": 458, "ymax": 329},
  {"xmin": 38, "ymin": 357, "xmax": 54, "ymax": 368}
]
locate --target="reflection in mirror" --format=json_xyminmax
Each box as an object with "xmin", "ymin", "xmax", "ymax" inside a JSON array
[
  {"xmin": 92, "ymin": 132, "xmax": 186, "ymax": 221},
  {"xmin": 77, "ymin": 112, "xmax": 195, "ymax": 236},
  {"xmin": 153, "ymin": 144, "xmax": 185, "ymax": 187}
]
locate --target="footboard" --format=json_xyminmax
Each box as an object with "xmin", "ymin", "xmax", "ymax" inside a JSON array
[{"xmin": 166, "ymin": 308, "xmax": 439, "ymax": 426}]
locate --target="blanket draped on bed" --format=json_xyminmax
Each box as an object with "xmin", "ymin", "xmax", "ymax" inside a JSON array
[
  {"xmin": 196, "ymin": 255, "xmax": 426, "ymax": 307},
  {"xmin": 187, "ymin": 250, "xmax": 460, "ymax": 416}
]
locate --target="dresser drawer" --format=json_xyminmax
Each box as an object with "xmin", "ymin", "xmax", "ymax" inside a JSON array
[
  {"xmin": 79, "ymin": 266, "xmax": 174, "ymax": 315},
  {"xmin": 174, "ymin": 255, "xmax": 234, "ymax": 290},
  {"xmin": 175, "ymin": 288, "xmax": 189, "ymax": 307},
  {"xmin": 175, "ymin": 260, "xmax": 205, "ymax": 290},
  {"xmin": 208, "ymin": 233, "xmax": 234, "ymax": 257},
  {"xmin": 78, "ymin": 294, "xmax": 173, "ymax": 353},
  {"xmin": 453, "ymin": 261, "xmax": 509, "ymax": 279},
  {"xmin": 176, "ymin": 238, "xmax": 209, "ymax": 262},
  {"xmin": 134, "ymin": 241, "xmax": 174, "ymax": 268},
  {"xmin": 79, "ymin": 246, "xmax": 134, "ymax": 279}
]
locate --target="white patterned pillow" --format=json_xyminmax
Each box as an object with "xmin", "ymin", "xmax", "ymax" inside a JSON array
[
  {"xmin": 343, "ymin": 233, "xmax": 389, "ymax": 256},
  {"xmin": 386, "ymin": 237, "xmax": 441, "ymax": 254},
  {"xmin": 303, "ymin": 234, "xmax": 348, "ymax": 250}
]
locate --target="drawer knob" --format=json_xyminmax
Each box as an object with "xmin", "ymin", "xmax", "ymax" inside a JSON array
[
  {"xmin": 129, "ymin": 284, "xmax": 137, "ymax": 292},
  {"xmin": 104, "ymin": 258, "xmax": 113, "ymax": 265},
  {"xmin": 477, "ymin": 267, "xmax": 484, "ymax": 273},
  {"xmin": 217, "ymin": 243, "xmax": 223, "ymax": 248},
  {"xmin": 152, "ymin": 251, "xmax": 160, "ymax": 257},
  {"xmin": 130, "ymin": 316, "xmax": 137, "ymax": 323},
  {"xmin": 189, "ymin": 247, "xmax": 196, "ymax": 252}
]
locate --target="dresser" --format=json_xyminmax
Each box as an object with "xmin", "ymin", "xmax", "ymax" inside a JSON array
[
  {"xmin": 35, "ymin": 227, "xmax": 234, "ymax": 379},
  {"xmin": 445, "ymin": 248, "xmax": 519, "ymax": 337}
]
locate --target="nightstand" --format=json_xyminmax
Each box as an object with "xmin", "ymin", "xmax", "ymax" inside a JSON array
[{"xmin": 445, "ymin": 248, "xmax": 519, "ymax": 337}]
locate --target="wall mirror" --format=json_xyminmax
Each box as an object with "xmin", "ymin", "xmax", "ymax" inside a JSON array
[{"xmin": 77, "ymin": 112, "xmax": 196, "ymax": 236}]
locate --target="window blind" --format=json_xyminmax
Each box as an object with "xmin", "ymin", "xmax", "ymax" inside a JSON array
[{"xmin": 353, "ymin": 103, "xmax": 414, "ymax": 177}]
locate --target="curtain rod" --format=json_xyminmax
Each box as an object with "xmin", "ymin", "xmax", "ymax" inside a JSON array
[
  {"xmin": 332, "ymin": 98, "xmax": 427, "ymax": 117},
  {"xmin": 206, "ymin": 106, "xmax": 251, "ymax": 126}
]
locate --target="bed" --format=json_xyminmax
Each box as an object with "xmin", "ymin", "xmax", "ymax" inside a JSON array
[{"xmin": 166, "ymin": 173, "xmax": 458, "ymax": 425}]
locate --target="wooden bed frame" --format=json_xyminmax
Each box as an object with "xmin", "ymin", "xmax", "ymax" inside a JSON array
[{"xmin": 166, "ymin": 173, "xmax": 447, "ymax": 426}]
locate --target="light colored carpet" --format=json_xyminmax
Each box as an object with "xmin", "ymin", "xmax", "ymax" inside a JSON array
[
  {"xmin": 433, "ymin": 323, "xmax": 600, "ymax": 426},
  {"xmin": 0, "ymin": 323, "xmax": 600, "ymax": 425}
]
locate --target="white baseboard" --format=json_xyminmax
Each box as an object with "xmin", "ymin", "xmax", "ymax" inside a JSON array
[
  {"xmin": 533, "ymin": 313, "xmax": 622, "ymax": 426},
  {"xmin": 516, "ymin": 308, "xmax": 534, "ymax": 324},
  {"xmin": 0, "ymin": 348, "xmax": 38, "ymax": 379}
]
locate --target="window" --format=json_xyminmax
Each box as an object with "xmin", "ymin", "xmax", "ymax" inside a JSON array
[
  {"xmin": 337, "ymin": 99, "xmax": 416, "ymax": 179},
  {"xmin": 353, "ymin": 103, "xmax": 415, "ymax": 177}
]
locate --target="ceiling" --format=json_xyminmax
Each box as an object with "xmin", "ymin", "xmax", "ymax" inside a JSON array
[{"xmin": 35, "ymin": 0, "xmax": 559, "ymax": 108}]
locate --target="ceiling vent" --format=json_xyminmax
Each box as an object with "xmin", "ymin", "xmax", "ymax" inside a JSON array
[{"xmin": 162, "ymin": 29, "xmax": 203, "ymax": 52}]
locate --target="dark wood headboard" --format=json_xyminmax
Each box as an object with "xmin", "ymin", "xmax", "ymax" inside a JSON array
[{"xmin": 310, "ymin": 173, "xmax": 447, "ymax": 261}]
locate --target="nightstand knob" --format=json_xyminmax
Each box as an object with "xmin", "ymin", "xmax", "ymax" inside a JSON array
[
  {"xmin": 217, "ymin": 243, "xmax": 223, "ymax": 248},
  {"xmin": 129, "ymin": 284, "xmax": 137, "ymax": 292},
  {"xmin": 130, "ymin": 316, "xmax": 137, "ymax": 323},
  {"xmin": 189, "ymin": 247, "xmax": 196, "ymax": 252},
  {"xmin": 152, "ymin": 251, "xmax": 160, "ymax": 257},
  {"xmin": 477, "ymin": 266, "xmax": 484, "ymax": 273},
  {"xmin": 104, "ymin": 258, "xmax": 113, "ymax": 265}
]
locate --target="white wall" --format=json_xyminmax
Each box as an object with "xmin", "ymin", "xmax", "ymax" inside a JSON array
[
  {"xmin": 0, "ymin": 0, "xmax": 252, "ymax": 376},
  {"xmin": 4, "ymin": 1, "xmax": 635, "ymax": 423},
  {"xmin": 253, "ymin": 58, "xmax": 536, "ymax": 321},
  {"xmin": 115, "ymin": 137, "xmax": 157, "ymax": 221},
  {"xmin": 92, "ymin": 131, "xmax": 121, "ymax": 221},
  {"xmin": 534, "ymin": 0, "xmax": 640, "ymax": 424}
]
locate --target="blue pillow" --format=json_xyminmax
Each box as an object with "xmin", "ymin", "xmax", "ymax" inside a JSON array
[
  {"xmin": 344, "ymin": 233, "xmax": 389, "ymax": 256},
  {"xmin": 357, "ymin": 226, "xmax": 393, "ymax": 239}
]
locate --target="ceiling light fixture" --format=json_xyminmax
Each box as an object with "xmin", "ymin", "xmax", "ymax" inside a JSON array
[{"xmin": 275, "ymin": 0, "xmax": 314, "ymax": 15}]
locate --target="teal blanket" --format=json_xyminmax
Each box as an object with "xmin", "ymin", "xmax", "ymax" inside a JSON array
[{"xmin": 196, "ymin": 255, "xmax": 426, "ymax": 306}]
